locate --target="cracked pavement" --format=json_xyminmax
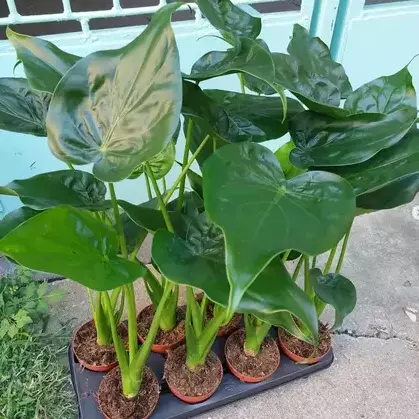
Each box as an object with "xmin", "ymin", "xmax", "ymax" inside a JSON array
[{"xmin": 31, "ymin": 196, "xmax": 419, "ymax": 418}]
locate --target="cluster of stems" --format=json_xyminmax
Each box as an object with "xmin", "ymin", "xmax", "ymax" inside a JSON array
[{"xmin": 243, "ymin": 314, "xmax": 271, "ymax": 357}]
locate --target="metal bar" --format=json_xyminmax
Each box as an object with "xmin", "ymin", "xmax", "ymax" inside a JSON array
[
  {"xmin": 62, "ymin": 0, "xmax": 72, "ymax": 14},
  {"xmin": 5, "ymin": 0, "xmax": 19, "ymax": 17}
]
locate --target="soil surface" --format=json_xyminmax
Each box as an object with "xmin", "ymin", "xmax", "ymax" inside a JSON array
[
  {"xmin": 164, "ymin": 345, "xmax": 222, "ymax": 397},
  {"xmin": 279, "ymin": 322, "xmax": 331, "ymax": 359},
  {"xmin": 137, "ymin": 304, "xmax": 185, "ymax": 346},
  {"xmin": 73, "ymin": 320, "xmax": 128, "ymax": 366},
  {"xmin": 98, "ymin": 366, "xmax": 159, "ymax": 419},
  {"xmin": 225, "ymin": 329, "xmax": 280, "ymax": 378},
  {"xmin": 196, "ymin": 293, "xmax": 242, "ymax": 336}
]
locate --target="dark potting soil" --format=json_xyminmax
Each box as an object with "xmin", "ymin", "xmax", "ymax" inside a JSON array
[
  {"xmin": 279, "ymin": 322, "xmax": 331, "ymax": 359},
  {"xmin": 225, "ymin": 329, "xmax": 280, "ymax": 378},
  {"xmin": 98, "ymin": 366, "xmax": 159, "ymax": 419},
  {"xmin": 73, "ymin": 320, "xmax": 128, "ymax": 366},
  {"xmin": 137, "ymin": 304, "xmax": 186, "ymax": 346},
  {"xmin": 164, "ymin": 345, "xmax": 222, "ymax": 397}
]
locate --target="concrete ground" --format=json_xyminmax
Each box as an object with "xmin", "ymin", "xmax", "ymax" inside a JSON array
[{"xmin": 44, "ymin": 196, "xmax": 419, "ymax": 418}]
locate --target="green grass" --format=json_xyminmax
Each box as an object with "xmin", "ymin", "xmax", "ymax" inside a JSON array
[{"xmin": 0, "ymin": 331, "xmax": 77, "ymax": 419}]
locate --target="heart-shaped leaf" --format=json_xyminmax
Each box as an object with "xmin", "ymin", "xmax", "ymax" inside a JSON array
[
  {"xmin": 290, "ymin": 67, "xmax": 417, "ymax": 168},
  {"xmin": 47, "ymin": 3, "xmax": 183, "ymax": 182},
  {"xmin": 195, "ymin": 0, "xmax": 261, "ymax": 40},
  {"xmin": 0, "ymin": 206, "xmax": 146, "ymax": 291},
  {"xmin": 310, "ymin": 268, "xmax": 356, "ymax": 328},
  {"xmin": 203, "ymin": 142, "xmax": 355, "ymax": 310},
  {"xmin": 6, "ymin": 28, "xmax": 81, "ymax": 93},
  {"xmin": 329, "ymin": 128, "xmax": 419, "ymax": 210},
  {"xmin": 4, "ymin": 170, "xmax": 108, "ymax": 210},
  {"xmin": 152, "ymin": 213, "xmax": 318, "ymax": 340},
  {"xmin": 0, "ymin": 78, "xmax": 50, "ymax": 136},
  {"xmin": 129, "ymin": 140, "xmax": 176, "ymax": 180},
  {"xmin": 0, "ymin": 207, "xmax": 39, "ymax": 240},
  {"xmin": 287, "ymin": 24, "xmax": 352, "ymax": 99}
]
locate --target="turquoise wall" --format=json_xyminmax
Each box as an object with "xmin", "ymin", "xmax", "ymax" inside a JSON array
[{"xmin": 1, "ymin": 0, "xmax": 418, "ymax": 217}]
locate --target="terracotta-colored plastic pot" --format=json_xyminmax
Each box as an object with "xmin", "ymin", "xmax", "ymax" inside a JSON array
[
  {"xmin": 138, "ymin": 333, "xmax": 184, "ymax": 355},
  {"xmin": 278, "ymin": 330, "xmax": 330, "ymax": 365},
  {"xmin": 166, "ymin": 358, "xmax": 223, "ymax": 404},
  {"xmin": 72, "ymin": 320, "xmax": 127, "ymax": 372},
  {"xmin": 99, "ymin": 367, "xmax": 159, "ymax": 419},
  {"xmin": 225, "ymin": 330, "xmax": 280, "ymax": 383}
]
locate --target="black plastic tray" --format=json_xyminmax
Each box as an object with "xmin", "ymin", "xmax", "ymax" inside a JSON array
[{"xmin": 69, "ymin": 329, "xmax": 333, "ymax": 419}]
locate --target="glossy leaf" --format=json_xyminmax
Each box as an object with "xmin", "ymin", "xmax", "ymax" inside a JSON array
[
  {"xmin": 6, "ymin": 28, "xmax": 81, "ymax": 93},
  {"xmin": 152, "ymin": 213, "xmax": 318, "ymax": 341},
  {"xmin": 310, "ymin": 268, "xmax": 356, "ymax": 329},
  {"xmin": 129, "ymin": 140, "xmax": 176, "ymax": 180},
  {"xmin": 287, "ymin": 24, "xmax": 352, "ymax": 99},
  {"xmin": 0, "ymin": 207, "xmax": 39, "ymax": 240},
  {"xmin": 0, "ymin": 78, "xmax": 50, "ymax": 136},
  {"xmin": 47, "ymin": 3, "xmax": 183, "ymax": 182},
  {"xmin": 4, "ymin": 170, "xmax": 108, "ymax": 210},
  {"xmin": 290, "ymin": 67, "xmax": 417, "ymax": 168},
  {"xmin": 274, "ymin": 140, "xmax": 305, "ymax": 179},
  {"xmin": 185, "ymin": 37, "xmax": 286, "ymax": 109},
  {"xmin": 0, "ymin": 206, "xmax": 146, "ymax": 291},
  {"xmin": 204, "ymin": 89, "xmax": 304, "ymax": 143},
  {"xmin": 330, "ymin": 128, "xmax": 419, "ymax": 210},
  {"xmin": 241, "ymin": 39, "xmax": 275, "ymax": 95},
  {"xmin": 195, "ymin": 0, "xmax": 261, "ymax": 40},
  {"xmin": 203, "ymin": 142, "xmax": 355, "ymax": 310}
]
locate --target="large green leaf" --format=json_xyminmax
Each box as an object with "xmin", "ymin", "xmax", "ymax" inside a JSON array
[
  {"xmin": 185, "ymin": 37, "xmax": 286, "ymax": 108},
  {"xmin": 6, "ymin": 28, "xmax": 81, "ymax": 93},
  {"xmin": 47, "ymin": 3, "xmax": 183, "ymax": 182},
  {"xmin": 0, "ymin": 78, "xmax": 50, "ymax": 136},
  {"xmin": 0, "ymin": 206, "xmax": 146, "ymax": 291},
  {"xmin": 3, "ymin": 170, "xmax": 108, "ymax": 211},
  {"xmin": 287, "ymin": 24, "xmax": 352, "ymax": 99},
  {"xmin": 0, "ymin": 207, "xmax": 39, "ymax": 240},
  {"xmin": 310, "ymin": 268, "xmax": 356, "ymax": 329},
  {"xmin": 195, "ymin": 0, "xmax": 261, "ymax": 40},
  {"xmin": 290, "ymin": 67, "xmax": 417, "ymax": 168},
  {"xmin": 203, "ymin": 142, "xmax": 355, "ymax": 310},
  {"xmin": 128, "ymin": 140, "xmax": 176, "ymax": 180},
  {"xmin": 152, "ymin": 213, "xmax": 318, "ymax": 340},
  {"xmin": 329, "ymin": 128, "xmax": 419, "ymax": 210},
  {"xmin": 204, "ymin": 89, "xmax": 304, "ymax": 143}
]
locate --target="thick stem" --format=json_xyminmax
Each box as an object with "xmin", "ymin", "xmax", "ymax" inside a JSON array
[
  {"xmin": 304, "ymin": 254, "xmax": 314, "ymax": 299},
  {"xmin": 187, "ymin": 287, "xmax": 202, "ymax": 337},
  {"xmin": 108, "ymin": 183, "xmax": 128, "ymax": 259},
  {"xmin": 162, "ymin": 177, "xmax": 167, "ymax": 193},
  {"xmin": 95, "ymin": 292, "xmax": 112, "ymax": 345},
  {"xmin": 164, "ymin": 134, "xmax": 211, "ymax": 206},
  {"xmin": 324, "ymin": 245, "xmax": 338, "ymax": 275},
  {"xmin": 244, "ymin": 318, "xmax": 271, "ymax": 357},
  {"xmin": 159, "ymin": 285, "xmax": 178, "ymax": 332},
  {"xmin": 336, "ymin": 224, "xmax": 353, "ymax": 274},
  {"xmin": 125, "ymin": 284, "xmax": 138, "ymax": 363},
  {"xmin": 145, "ymin": 163, "xmax": 174, "ymax": 233},
  {"xmin": 292, "ymin": 255, "xmax": 304, "ymax": 281},
  {"xmin": 238, "ymin": 73, "xmax": 246, "ymax": 94},
  {"xmin": 144, "ymin": 172, "xmax": 153, "ymax": 200},
  {"xmin": 177, "ymin": 118, "xmax": 194, "ymax": 212}
]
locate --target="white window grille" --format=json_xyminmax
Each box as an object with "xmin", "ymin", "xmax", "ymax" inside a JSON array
[{"xmin": 0, "ymin": 0, "xmax": 303, "ymax": 38}]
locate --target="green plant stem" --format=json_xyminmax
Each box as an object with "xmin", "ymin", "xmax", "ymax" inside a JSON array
[
  {"xmin": 324, "ymin": 244, "xmax": 338, "ymax": 275},
  {"xmin": 304, "ymin": 254, "xmax": 314, "ymax": 299},
  {"xmin": 292, "ymin": 256, "xmax": 304, "ymax": 281},
  {"xmin": 162, "ymin": 177, "xmax": 167, "ymax": 193},
  {"xmin": 145, "ymin": 163, "xmax": 174, "ymax": 233},
  {"xmin": 200, "ymin": 294, "xmax": 208, "ymax": 321},
  {"xmin": 177, "ymin": 119, "xmax": 194, "ymax": 212},
  {"xmin": 86, "ymin": 288, "xmax": 95, "ymax": 319},
  {"xmin": 312, "ymin": 256, "xmax": 317, "ymax": 268},
  {"xmin": 239, "ymin": 74, "xmax": 246, "ymax": 94},
  {"xmin": 164, "ymin": 134, "xmax": 211, "ymax": 205},
  {"xmin": 213, "ymin": 137, "xmax": 217, "ymax": 152},
  {"xmin": 144, "ymin": 172, "xmax": 152, "ymax": 200},
  {"xmin": 187, "ymin": 287, "xmax": 202, "ymax": 336},
  {"xmin": 336, "ymin": 224, "xmax": 353, "ymax": 274},
  {"xmin": 124, "ymin": 284, "xmax": 138, "ymax": 363},
  {"xmin": 129, "ymin": 234, "xmax": 146, "ymax": 261},
  {"xmin": 244, "ymin": 316, "xmax": 271, "ymax": 356},
  {"xmin": 108, "ymin": 183, "xmax": 128, "ymax": 259},
  {"xmin": 282, "ymin": 250, "xmax": 291, "ymax": 262},
  {"xmin": 66, "ymin": 163, "xmax": 74, "ymax": 170}
]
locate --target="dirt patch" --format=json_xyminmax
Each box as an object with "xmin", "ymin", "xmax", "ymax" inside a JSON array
[
  {"xmin": 137, "ymin": 304, "xmax": 185, "ymax": 346},
  {"xmin": 73, "ymin": 320, "xmax": 127, "ymax": 366},
  {"xmin": 164, "ymin": 345, "xmax": 222, "ymax": 397},
  {"xmin": 225, "ymin": 329, "xmax": 279, "ymax": 378},
  {"xmin": 98, "ymin": 366, "xmax": 159, "ymax": 419},
  {"xmin": 279, "ymin": 322, "xmax": 331, "ymax": 359}
]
